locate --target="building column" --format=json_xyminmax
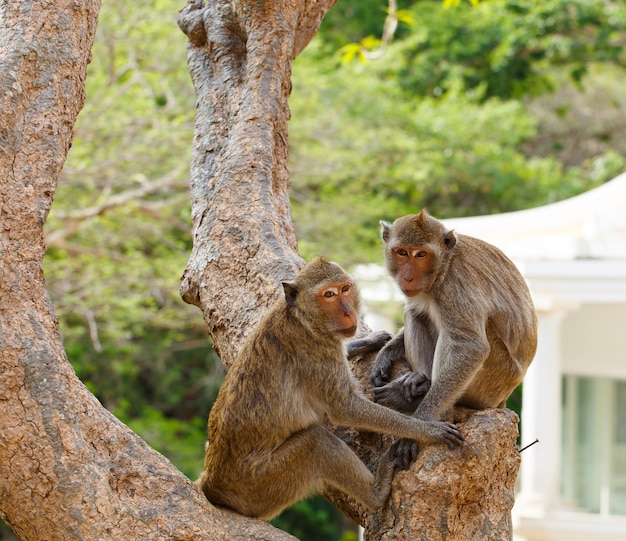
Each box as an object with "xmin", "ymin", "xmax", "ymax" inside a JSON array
[{"xmin": 515, "ymin": 309, "xmax": 567, "ymax": 517}]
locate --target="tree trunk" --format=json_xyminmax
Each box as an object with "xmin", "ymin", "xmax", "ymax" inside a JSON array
[
  {"xmin": 0, "ymin": 1, "xmax": 294, "ymax": 539},
  {"xmin": 177, "ymin": 0, "xmax": 338, "ymax": 367},
  {"xmin": 369, "ymin": 408, "xmax": 519, "ymax": 540},
  {"xmin": 0, "ymin": 0, "xmax": 522, "ymax": 538},
  {"xmin": 322, "ymin": 409, "xmax": 520, "ymax": 540}
]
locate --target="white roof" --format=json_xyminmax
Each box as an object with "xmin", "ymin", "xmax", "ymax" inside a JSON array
[
  {"xmin": 354, "ymin": 174, "xmax": 626, "ymax": 311},
  {"xmin": 441, "ymin": 172, "xmax": 626, "ymax": 261}
]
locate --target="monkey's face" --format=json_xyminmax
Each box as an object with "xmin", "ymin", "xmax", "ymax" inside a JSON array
[
  {"xmin": 283, "ymin": 257, "xmax": 362, "ymax": 339},
  {"xmin": 388, "ymin": 244, "xmax": 437, "ymax": 297},
  {"xmin": 381, "ymin": 211, "xmax": 457, "ymax": 298},
  {"xmin": 316, "ymin": 280, "xmax": 358, "ymax": 337}
]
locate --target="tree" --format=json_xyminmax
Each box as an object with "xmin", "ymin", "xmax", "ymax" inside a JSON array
[
  {"xmin": 0, "ymin": 1, "xmax": 291, "ymax": 538},
  {"xmin": 0, "ymin": 0, "xmax": 519, "ymax": 540},
  {"xmin": 178, "ymin": 0, "xmax": 519, "ymax": 538}
]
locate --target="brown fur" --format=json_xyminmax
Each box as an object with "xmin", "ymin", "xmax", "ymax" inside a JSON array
[
  {"xmin": 197, "ymin": 257, "xmax": 463, "ymax": 519},
  {"xmin": 369, "ymin": 210, "xmax": 537, "ymax": 468}
]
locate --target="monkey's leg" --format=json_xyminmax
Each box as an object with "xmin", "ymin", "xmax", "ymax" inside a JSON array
[
  {"xmin": 458, "ymin": 330, "xmax": 526, "ymax": 410},
  {"xmin": 312, "ymin": 427, "xmax": 395, "ymax": 510},
  {"xmin": 269, "ymin": 425, "xmax": 395, "ymax": 513}
]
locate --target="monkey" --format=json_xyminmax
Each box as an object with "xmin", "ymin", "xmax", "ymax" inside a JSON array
[
  {"xmin": 196, "ymin": 256, "xmax": 464, "ymax": 520},
  {"xmin": 367, "ymin": 209, "xmax": 537, "ymax": 468}
]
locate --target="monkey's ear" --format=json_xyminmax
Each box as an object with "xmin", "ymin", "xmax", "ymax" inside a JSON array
[
  {"xmin": 282, "ymin": 282, "xmax": 298, "ymax": 307},
  {"xmin": 380, "ymin": 221, "xmax": 392, "ymax": 242},
  {"xmin": 443, "ymin": 230, "xmax": 457, "ymax": 249},
  {"xmin": 417, "ymin": 208, "xmax": 429, "ymax": 226}
]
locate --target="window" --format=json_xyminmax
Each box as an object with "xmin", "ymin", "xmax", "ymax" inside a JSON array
[{"xmin": 562, "ymin": 376, "xmax": 626, "ymax": 515}]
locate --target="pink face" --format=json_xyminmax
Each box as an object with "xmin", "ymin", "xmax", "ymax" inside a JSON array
[
  {"xmin": 390, "ymin": 244, "xmax": 436, "ymax": 297},
  {"xmin": 316, "ymin": 281, "xmax": 358, "ymax": 337}
]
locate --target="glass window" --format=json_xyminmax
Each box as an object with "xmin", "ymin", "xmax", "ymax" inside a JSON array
[{"xmin": 562, "ymin": 376, "xmax": 626, "ymax": 516}]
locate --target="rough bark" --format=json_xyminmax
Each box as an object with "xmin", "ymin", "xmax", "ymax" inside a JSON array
[
  {"xmin": 0, "ymin": 0, "xmax": 522, "ymax": 538},
  {"xmin": 0, "ymin": 1, "xmax": 294, "ymax": 539},
  {"xmin": 177, "ymin": 0, "xmax": 338, "ymax": 367},
  {"xmin": 323, "ymin": 409, "xmax": 520, "ymax": 540},
  {"xmin": 178, "ymin": 0, "xmax": 523, "ymax": 539},
  {"xmin": 369, "ymin": 408, "xmax": 519, "ymax": 541}
]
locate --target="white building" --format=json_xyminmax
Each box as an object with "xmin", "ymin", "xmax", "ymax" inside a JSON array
[{"xmin": 358, "ymin": 173, "xmax": 626, "ymax": 540}]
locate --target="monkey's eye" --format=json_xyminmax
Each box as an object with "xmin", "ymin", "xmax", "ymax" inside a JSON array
[
  {"xmin": 396, "ymin": 248, "xmax": 409, "ymax": 257},
  {"xmin": 340, "ymin": 284, "xmax": 351, "ymax": 293},
  {"xmin": 324, "ymin": 290, "xmax": 336, "ymax": 298},
  {"xmin": 416, "ymin": 251, "xmax": 427, "ymax": 258}
]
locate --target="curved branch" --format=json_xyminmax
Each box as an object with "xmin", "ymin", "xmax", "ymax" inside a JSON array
[
  {"xmin": 364, "ymin": 0, "xmax": 399, "ymax": 60},
  {"xmin": 45, "ymin": 168, "xmax": 185, "ymax": 246},
  {"xmin": 0, "ymin": 1, "xmax": 295, "ymax": 539},
  {"xmin": 178, "ymin": 0, "xmax": 313, "ymax": 365}
]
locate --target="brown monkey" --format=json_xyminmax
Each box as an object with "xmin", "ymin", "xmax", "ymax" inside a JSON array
[
  {"xmin": 369, "ymin": 210, "xmax": 537, "ymax": 468},
  {"xmin": 197, "ymin": 257, "xmax": 463, "ymax": 520}
]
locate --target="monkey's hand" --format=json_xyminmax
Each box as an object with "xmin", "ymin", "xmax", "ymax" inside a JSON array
[
  {"xmin": 388, "ymin": 438, "xmax": 418, "ymax": 470},
  {"xmin": 346, "ymin": 330, "xmax": 393, "ymax": 360},
  {"xmin": 390, "ymin": 422, "xmax": 464, "ymax": 470},
  {"xmin": 372, "ymin": 372, "xmax": 430, "ymax": 414},
  {"xmin": 370, "ymin": 362, "xmax": 391, "ymax": 388},
  {"xmin": 370, "ymin": 330, "xmax": 406, "ymax": 387}
]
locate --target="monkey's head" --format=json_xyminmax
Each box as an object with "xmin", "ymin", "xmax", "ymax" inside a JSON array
[
  {"xmin": 282, "ymin": 257, "xmax": 361, "ymax": 339},
  {"xmin": 380, "ymin": 209, "xmax": 457, "ymax": 297}
]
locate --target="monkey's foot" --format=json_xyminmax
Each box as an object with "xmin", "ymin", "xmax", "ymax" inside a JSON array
[
  {"xmin": 389, "ymin": 438, "xmax": 419, "ymax": 470},
  {"xmin": 389, "ymin": 420, "xmax": 463, "ymax": 469}
]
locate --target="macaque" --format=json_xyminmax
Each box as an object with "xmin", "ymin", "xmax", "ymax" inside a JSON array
[
  {"xmin": 369, "ymin": 210, "xmax": 537, "ymax": 468},
  {"xmin": 197, "ymin": 257, "xmax": 463, "ymax": 520}
]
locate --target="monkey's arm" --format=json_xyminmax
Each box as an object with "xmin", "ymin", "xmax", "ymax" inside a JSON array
[
  {"xmin": 416, "ymin": 325, "xmax": 489, "ymax": 422},
  {"xmin": 346, "ymin": 330, "xmax": 393, "ymax": 359},
  {"xmin": 369, "ymin": 329, "xmax": 406, "ymax": 387},
  {"xmin": 326, "ymin": 387, "xmax": 463, "ymax": 449},
  {"xmin": 371, "ymin": 311, "xmax": 437, "ymax": 410},
  {"xmin": 387, "ymin": 324, "xmax": 489, "ymax": 468}
]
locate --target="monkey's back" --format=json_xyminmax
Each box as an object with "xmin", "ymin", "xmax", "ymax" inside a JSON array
[
  {"xmin": 200, "ymin": 299, "xmax": 340, "ymax": 500},
  {"xmin": 445, "ymin": 234, "xmax": 536, "ymax": 335},
  {"xmin": 436, "ymin": 234, "xmax": 537, "ymax": 405}
]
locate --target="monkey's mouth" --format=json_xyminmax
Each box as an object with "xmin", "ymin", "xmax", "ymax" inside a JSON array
[
  {"xmin": 401, "ymin": 288, "xmax": 421, "ymax": 298},
  {"xmin": 338, "ymin": 326, "xmax": 358, "ymax": 338}
]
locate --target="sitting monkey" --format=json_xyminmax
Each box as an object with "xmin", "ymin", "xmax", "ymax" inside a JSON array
[
  {"xmin": 197, "ymin": 256, "xmax": 463, "ymax": 519},
  {"xmin": 367, "ymin": 210, "xmax": 537, "ymax": 468}
]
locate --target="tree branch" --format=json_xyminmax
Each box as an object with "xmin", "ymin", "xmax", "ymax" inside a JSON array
[
  {"xmin": 178, "ymin": 0, "xmax": 308, "ymax": 366},
  {"xmin": 0, "ymin": 1, "xmax": 295, "ymax": 538},
  {"xmin": 45, "ymin": 168, "xmax": 185, "ymax": 246}
]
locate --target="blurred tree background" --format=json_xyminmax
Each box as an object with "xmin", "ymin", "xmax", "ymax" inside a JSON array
[
  {"xmin": 3, "ymin": 0, "xmax": 620, "ymax": 539},
  {"xmin": 293, "ymin": 0, "xmax": 626, "ymax": 264}
]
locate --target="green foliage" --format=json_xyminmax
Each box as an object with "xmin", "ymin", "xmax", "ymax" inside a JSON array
[
  {"xmin": 290, "ymin": 45, "xmax": 619, "ymax": 265},
  {"xmin": 44, "ymin": 0, "xmax": 216, "ymax": 480},
  {"xmin": 336, "ymin": 0, "xmax": 626, "ymax": 101},
  {"xmin": 318, "ymin": 0, "xmax": 392, "ymax": 51},
  {"xmin": 271, "ymin": 497, "xmax": 358, "ymax": 541}
]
